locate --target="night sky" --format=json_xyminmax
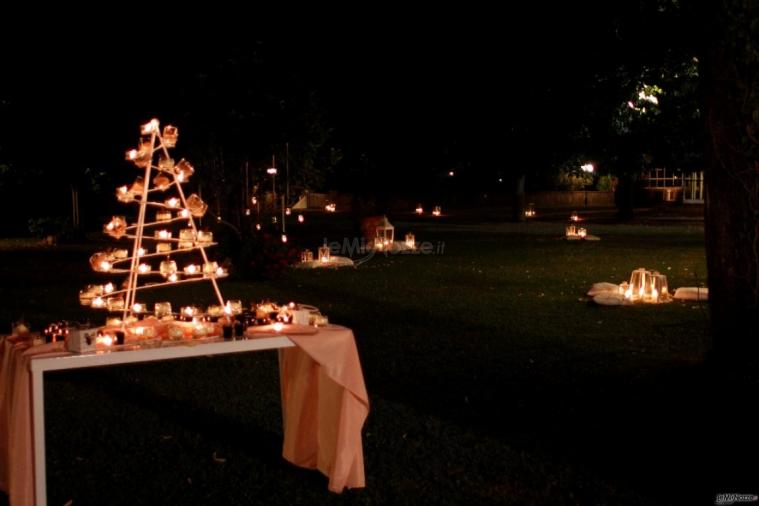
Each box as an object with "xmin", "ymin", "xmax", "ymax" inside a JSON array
[{"xmin": 0, "ymin": 5, "xmax": 695, "ymax": 224}]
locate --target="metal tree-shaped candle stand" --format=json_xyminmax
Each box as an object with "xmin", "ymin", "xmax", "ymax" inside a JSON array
[{"xmin": 81, "ymin": 119, "xmax": 227, "ymax": 326}]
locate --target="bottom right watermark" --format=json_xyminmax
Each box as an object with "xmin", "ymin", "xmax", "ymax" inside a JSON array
[{"xmin": 715, "ymin": 493, "xmax": 758, "ymax": 505}]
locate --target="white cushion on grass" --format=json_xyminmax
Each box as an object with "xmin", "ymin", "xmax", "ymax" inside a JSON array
[
  {"xmin": 587, "ymin": 282, "xmax": 621, "ymax": 297},
  {"xmin": 673, "ymin": 287, "xmax": 708, "ymax": 301},
  {"xmin": 593, "ymin": 292, "xmax": 627, "ymax": 306}
]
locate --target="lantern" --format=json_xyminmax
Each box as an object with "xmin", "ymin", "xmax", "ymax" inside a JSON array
[
  {"xmin": 298, "ymin": 214, "xmax": 305, "ymax": 223},
  {"xmin": 375, "ymin": 217, "xmax": 394, "ymax": 246},
  {"xmin": 524, "ymin": 203, "xmax": 536, "ymax": 218},
  {"xmin": 405, "ymin": 233, "xmax": 416, "ymax": 249},
  {"xmin": 318, "ymin": 242, "xmax": 331, "ymax": 263},
  {"xmin": 184, "ymin": 264, "xmax": 199, "ymax": 275},
  {"xmin": 415, "ymin": 204, "xmax": 424, "ymax": 215},
  {"xmin": 432, "ymin": 206, "xmax": 442, "ymax": 217},
  {"xmin": 565, "ymin": 224, "xmax": 577, "ymax": 238},
  {"xmin": 325, "ymin": 203, "xmax": 336, "ymax": 212},
  {"xmin": 577, "ymin": 228, "xmax": 587, "ymax": 239},
  {"xmin": 570, "ymin": 211, "xmax": 579, "ymax": 222},
  {"xmin": 285, "ymin": 207, "xmax": 292, "ymax": 216},
  {"xmin": 165, "ymin": 197, "xmax": 180, "ymax": 208},
  {"xmin": 155, "ymin": 230, "xmax": 172, "ymax": 240},
  {"xmin": 300, "ymin": 249, "xmax": 314, "ymax": 263}
]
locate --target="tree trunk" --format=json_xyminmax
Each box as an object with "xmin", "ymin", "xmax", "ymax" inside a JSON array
[
  {"xmin": 614, "ymin": 172, "xmax": 635, "ymax": 221},
  {"xmin": 703, "ymin": 1, "xmax": 759, "ymax": 360},
  {"xmin": 513, "ymin": 174, "xmax": 526, "ymax": 222}
]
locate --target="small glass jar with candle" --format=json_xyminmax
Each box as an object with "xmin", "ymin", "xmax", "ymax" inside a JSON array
[
  {"xmin": 180, "ymin": 306, "xmax": 200, "ymax": 321},
  {"xmin": 162, "ymin": 125, "xmax": 178, "ymax": 147},
  {"xmin": 159, "ymin": 259, "xmax": 177, "ymax": 278},
  {"xmin": 186, "ymin": 193, "xmax": 208, "ymax": 217},
  {"xmin": 300, "ymin": 250, "xmax": 313, "ymax": 263},
  {"xmin": 156, "ymin": 210, "xmax": 172, "ymax": 222},
  {"xmin": 405, "ymin": 233, "xmax": 416, "ymax": 249},
  {"xmin": 106, "ymin": 296, "xmax": 125, "ymax": 311},
  {"xmin": 158, "ymin": 156, "xmax": 174, "ymax": 172},
  {"xmin": 203, "ymin": 261, "xmax": 219, "ymax": 277},
  {"xmin": 156, "ymin": 242, "xmax": 172, "ymax": 253},
  {"xmin": 197, "ymin": 230, "xmax": 213, "ymax": 245},
  {"xmin": 154, "ymin": 301, "xmax": 172, "ymax": 319},
  {"xmin": 179, "ymin": 228, "xmax": 195, "ymax": 249}
]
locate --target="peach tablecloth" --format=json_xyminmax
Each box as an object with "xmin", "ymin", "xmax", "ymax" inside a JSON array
[{"xmin": 0, "ymin": 326, "xmax": 368, "ymax": 505}]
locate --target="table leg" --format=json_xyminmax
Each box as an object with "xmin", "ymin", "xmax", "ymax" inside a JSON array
[{"xmin": 31, "ymin": 367, "xmax": 47, "ymax": 506}]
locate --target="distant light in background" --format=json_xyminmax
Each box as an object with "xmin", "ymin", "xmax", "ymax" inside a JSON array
[{"xmin": 448, "ymin": 171, "xmax": 455, "ymax": 177}]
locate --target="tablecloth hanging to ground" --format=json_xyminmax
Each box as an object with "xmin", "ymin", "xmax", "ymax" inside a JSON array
[{"xmin": 0, "ymin": 325, "xmax": 368, "ymax": 505}]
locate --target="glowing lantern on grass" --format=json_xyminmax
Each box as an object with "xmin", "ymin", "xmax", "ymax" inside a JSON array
[
  {"xmin": 625, "ymin": 268, "xmax": 654, "ymax": 302},
  {"xmin": 524, "ymin": 203, "xmax": 536, "ymax": 218},
  {"xmin": 318, "ymin": 242, "xmax": 331, "ymax": 263},
  {"xmin": 577, "ymin": 228, "xmax": 587, "ymax": 239},
  {"xmin": 405, "ymin": 233, "xmax": 416, "ymax": 249},
  {"xmin": 565, "ymin": 224, "xmax": 577, "ymax": 238},
  {"xmin": 375, "ymin": 216, "xmax": 394, "ymax": 249},
  {"xmin": 432, "ymin": 206, "xmax": 442, "ymax": 217},
  {"xmin": 415, "ymin": 204, "xmax": 424, "ymax": 215},
  {"xmin": 300, "ymin": 250, "xmax": 314, "ymax": 263}
]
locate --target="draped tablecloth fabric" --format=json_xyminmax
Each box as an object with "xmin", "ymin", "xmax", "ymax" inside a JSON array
[{"xmin": 0, "ymin": 325, "xmax": 368, "ymax": 505}]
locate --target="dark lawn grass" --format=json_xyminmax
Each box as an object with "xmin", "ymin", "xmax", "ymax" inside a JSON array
[{"xmin": 1, "ymin": 217, "xmax": 754, "ymax": 505}]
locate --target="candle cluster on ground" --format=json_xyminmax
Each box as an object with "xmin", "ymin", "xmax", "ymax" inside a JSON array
[{"xmin": 623, "ymin": 268, "xmax": 671, "ymax": 303}]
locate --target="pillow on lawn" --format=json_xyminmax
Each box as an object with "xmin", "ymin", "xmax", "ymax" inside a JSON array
[
  {"xmin": 673, "ymin": 287, "xmax": 708, "ymax": 301},
  {"xmin": 593, "ymin": 292, "xmax": 627, "ymax": 306},
  {"xmin": 587, "ymin": 282, "xmax": 621, "ymax": 296}
]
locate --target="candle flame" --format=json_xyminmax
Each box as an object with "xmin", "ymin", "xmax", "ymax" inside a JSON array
[{"xmin": 273, "ymin": 322, "xmax": 284, "ymax": 332}]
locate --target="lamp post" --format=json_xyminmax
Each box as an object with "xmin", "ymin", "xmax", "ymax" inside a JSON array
[
  {"xmin": 581, "ymin": 163, "xmax": 594, "ymax": 207},
  {"xmin": 267, "ymin": 154, "xmax": 278, "ymax": 208}
]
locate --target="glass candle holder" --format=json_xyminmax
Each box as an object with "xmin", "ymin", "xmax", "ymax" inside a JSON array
[
  {"xmin": 154, "ymin": 301, "xmax": 172, "ymax": 318},
  {"xmin": 159, "ymin": 259, "xmax": 177, "ymax": 278},
  {"xmin": 197, "ymin": 230, "xmax": 213, "ymax": 245}
]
